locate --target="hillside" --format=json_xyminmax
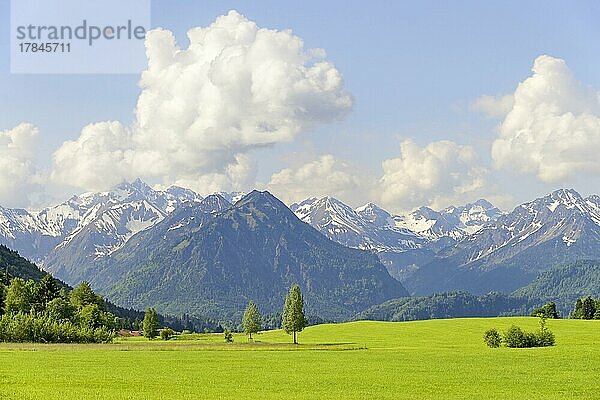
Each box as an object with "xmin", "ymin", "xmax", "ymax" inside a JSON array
[
  {"xmin": 513, "ymin": 260, "xmax": 600, "ymax": 313},
  {"xmin": 78, "ymin": 191, "xmax": 407, "ymax": 320},
  {"xmin": 406, "ymin": 189, "xmax": 600, "ymax": 295},
  {"xmin": 355, "ymin": 291, "xmax": 536, "ymax": 322},
  {"xmin": 0, "ymin": 244, "xmax": 47, "ymax": 282}
]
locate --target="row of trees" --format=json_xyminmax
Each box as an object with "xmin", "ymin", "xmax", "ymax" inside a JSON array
[
  {"xmin": 571, "ymin": 297, "xmax": 600, "ymax": 319},
  {"xmin": 238, "ymin": 284, "xmax": 308, "ymax": 344},
  {"xmin": 140, "ymin": 284, "xmax": 309, "ymax": 344},
  {"xmin": 0, "ymin": 275, "xmax": 116, "ymax": 343},
  {"xmin": 530, "ymin": 297, "xmax": 600, "ymax": 320}
]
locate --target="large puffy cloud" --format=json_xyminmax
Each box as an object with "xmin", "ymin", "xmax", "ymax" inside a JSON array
[
  {"xmin": 377, "ymin": 139, "xmax": 489, "ymax": 211},
  {"xmin": 51, "ymin": 10, "xmax": 352, "ymax": 193},
  {"xmin": 0, "ymin": 123, "xmax": 42, "ymax": 207},
  {"xmin": 492, "ymin": 55, "xmax": 600, "ymax": 182},
  {"xmin": 268, "ymin": 154, "xmax": 369, "ymax": 205},
  {"xmin": 51, "ymin": 121, "xmax": 135, "ymax": 191}
]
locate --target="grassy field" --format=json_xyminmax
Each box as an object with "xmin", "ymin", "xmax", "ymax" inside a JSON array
[{"xmin": 1, "ymin": 317, "xmax": 600, "ymax": 399}]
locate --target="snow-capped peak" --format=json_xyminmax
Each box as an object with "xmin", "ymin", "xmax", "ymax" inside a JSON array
[
  {"xmin": 291, "ymin": 196, "xmax": 426, "ymax": 254},
  {"xmin": 217, "ymin": 191, "xmax": 246, "ymax": 204},
  {"xmin": 355, "ymin": 202, "xmax": 393, "ymax": 227},
  {"xmin": 545, "ymin": 188, "xmax": 585, "ymax": 212},
  {"xmin": 0, "ymin": 179, "xmax": 204, "ymax": 263}
]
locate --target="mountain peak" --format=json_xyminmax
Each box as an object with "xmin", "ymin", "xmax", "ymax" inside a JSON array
[
  {"xmin": 540, "ymin": 188, "xmax": 585, "ymax": 212},
  {"xmin": 549, "ymin": 188, "xmax": 582, "ymax": 201},
  {"xmin": 355, "ymin": 202, "xmax": 392, "ymax": 226},
  {"xmin": 472, "ymin": 199, "xmax": 496, "ymax": 209},
  {"xmin": 113, "ymin": 178, "xmax": 154, "ymax": 197},
  {"xmin": 132, "ymin": 177, "xmax": 149, "ymax": 188},
  {"xmin": 319, "ymin": 196, "xmax": 351, "ymax": 210},
  {"xmin": 237, "ymin": 190, "xmax": 286, "ymax": 209},
  {"xmin": 197, "ymin": 194, "xmax": 232, "ymax": 213}
]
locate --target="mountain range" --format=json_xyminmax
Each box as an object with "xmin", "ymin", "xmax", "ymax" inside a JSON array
[
  {"xmin": 405, "ymin": 189, "xmax": 600, "ymax": 295},
  {"xmin": 0, "ymin": 179, "xmax": 201, "ymax": 265},
  {"xmin": 291, "ymin": 196, "xmax": 504, "ymax": 280},
  {"xmin": 48, "ymin": 191, "xmax": 407, "ymax": 320},
  {"xmin": 1, "ymin": 180, "xmax": 599, "ymax": 320}
]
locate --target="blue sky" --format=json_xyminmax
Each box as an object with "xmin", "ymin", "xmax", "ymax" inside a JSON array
[{"xmin": 1, "ymin": 1, "xmax": 599, "ymax": 210}]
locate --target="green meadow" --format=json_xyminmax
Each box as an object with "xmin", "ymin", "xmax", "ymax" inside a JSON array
[{"xmin": 1, "ymin": 317, "xmax": 600, "ymax": 399}]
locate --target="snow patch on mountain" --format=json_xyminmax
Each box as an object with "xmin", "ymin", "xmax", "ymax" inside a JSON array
[
  {"xmin": 0, "ymin": 179, "xmax": 204, "ymax": 262},
  {"xmin": 292, "ymin": 196, "xmax": 427, "ymax": 253}
]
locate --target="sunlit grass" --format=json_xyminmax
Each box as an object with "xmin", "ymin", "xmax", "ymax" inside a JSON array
[{"xmin": 1, "ymin": 317, "xmax": 599, "ymax": 399}]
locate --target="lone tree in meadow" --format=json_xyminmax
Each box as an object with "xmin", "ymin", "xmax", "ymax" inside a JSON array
[
  {"xmin": 242, "ymin": 301, "xmax": 262, "ymax": 340},
  {"xmin": 143, "ymin": 307, "xmax": 159, "ymax": 339},
  {"xmin": 282, "ymin": 284, "xmax": 308, "ymax": 344}
]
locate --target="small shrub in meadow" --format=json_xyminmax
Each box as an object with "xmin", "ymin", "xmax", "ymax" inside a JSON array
[
  {"xmin": 224, "ymin": 329, "xmax": 234, "ymax": 343},
  {"xmin": 483, "ymin": 328, "xmax": 502, "ymax": 348},
  {"xmin": 160, "ymin": 328, "xmax": 176, "ymax": 340},
  {"xmin": 501, "ymin": 317, "xmax": 555, "ymax": 348}
]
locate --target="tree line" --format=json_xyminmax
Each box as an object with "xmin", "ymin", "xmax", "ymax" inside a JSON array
[
  {"xmin": 237, "ymin": 283, "xmax": 308, "ymax": 343},
  {"xmin": 531, "ymin": 297, "xmax": 600, "ymax": 320},
  {"xmin": 141, "ymin": 283, "xmax": 308, "ymax": 343},
  {"xmin": 571, "ymin": 296, "xmax": 600, "ymax": 319}
]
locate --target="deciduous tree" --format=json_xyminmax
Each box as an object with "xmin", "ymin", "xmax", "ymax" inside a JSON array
[
  {"xmin": 242, "ymin": 301, "xmax": 262, "ymax": 340},
  {"xmin": 143, "ymin": 307, "xmax": 159, "ymax": 339},
  {"xmin": 70, "ymin": 282, "xmax": 104, "ymax": 310},
  {"xmin": 5, "ymin": 278, "xmax": 34, "ymax": 314},
  {"xmin": 531, "ymin": 302, "xmax": 559, "ymax": 319},
  {"xmin": 282, "ymin": 284, "xmax": 308, "ymax": 344},
  {"xmin": 35, "ymin": 274, "xmax": 61, "ymax": 307}
]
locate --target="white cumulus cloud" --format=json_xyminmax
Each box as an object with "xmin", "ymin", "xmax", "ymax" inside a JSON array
[
  {"xmin": 377, "ymin": 139, "xmax": 489, "ymax": 212},
  {"xmin": 51, "ymin": 121, "xmax": 135, "ymax": 191},
  {"xmin": 0, "ymin": 123, "xmax": 42, "ymax": 207},
  {"xmin": 492, "ymin": 55, "xmax": 600, "ymax": 182},
  {"xmin": 268, "ymin": 154, "xmax": 368, "ymax": 205},
  {"xmin": 51, "ymin": 10, "xmax": 352, "ymax": 192}
]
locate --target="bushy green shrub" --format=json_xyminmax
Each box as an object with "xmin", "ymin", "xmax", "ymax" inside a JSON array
[
  {"xmin": 536, "ymin": 317, "xmax": 555, "ymax": 347},
  {"xmin": 535, "ymin": 329, "xmax": 555, "ymax": 347},
  {"xmin": 483, "ymin": 328, "xmax": 502, "ymax": 348},
  {"xmin": 224, "ymin": 329, "xmax": 234, "ymax": 343},
  {"xmin": 160, "ymin": 328, "xmax": 176, "ymax": 340},
  {"xmin": 502, "ymin": 318, "xmax": 555, "ymax": 348},
  {"xmin": 504, "ymin": 325, "xmax": 533, "ymax": 348}
]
